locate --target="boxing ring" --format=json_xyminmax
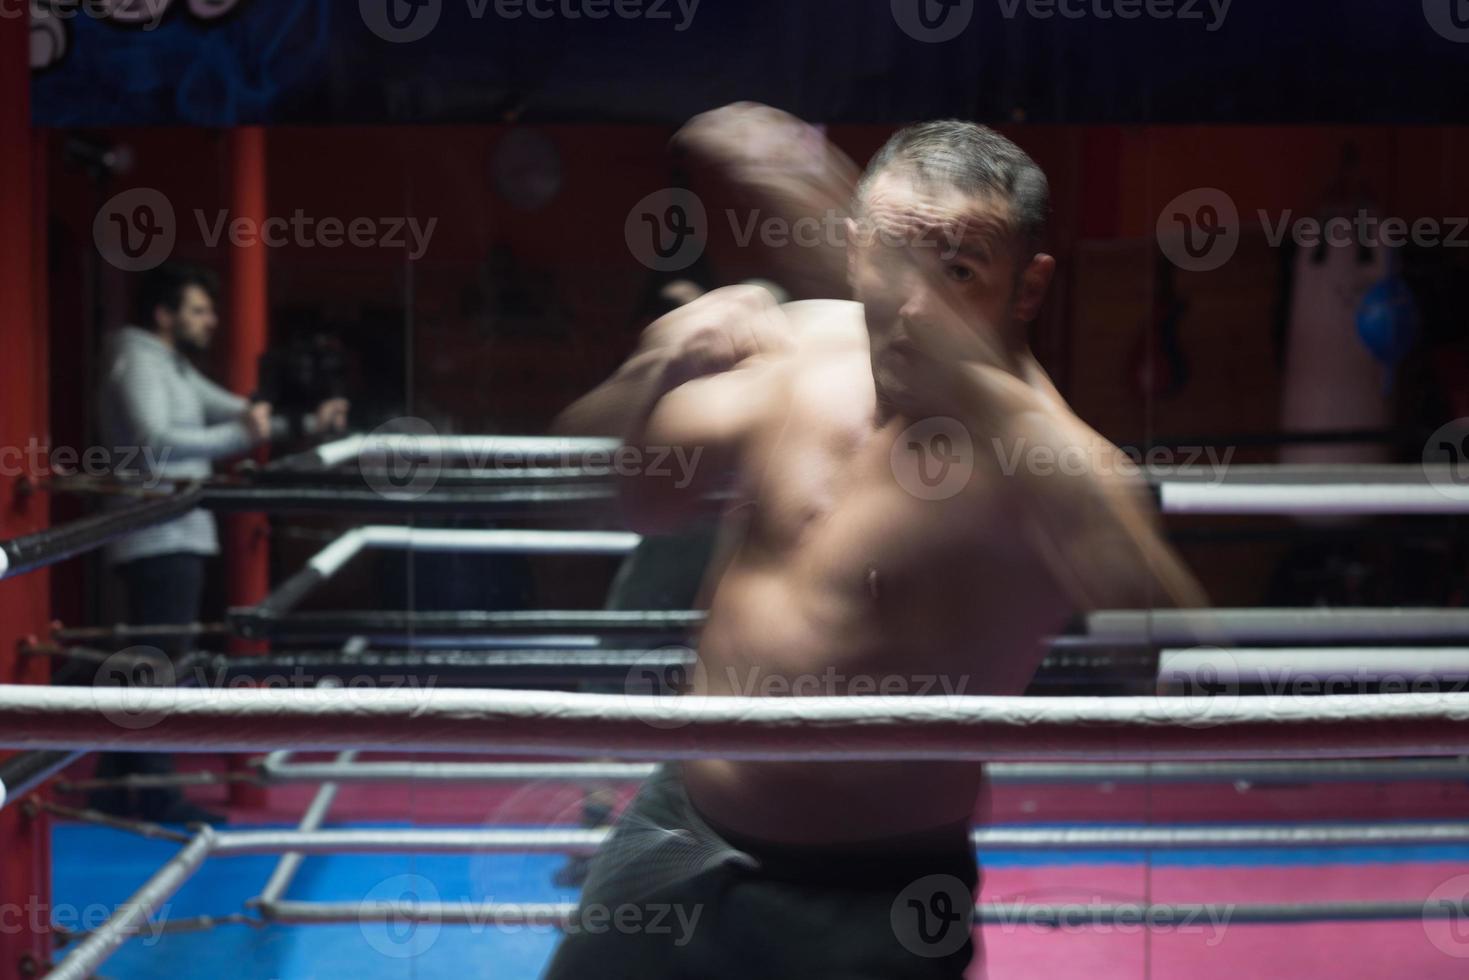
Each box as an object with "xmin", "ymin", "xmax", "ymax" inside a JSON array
[{"xmin": 6, "ymin": 433, "xmax": 1469, "ymax": 977}]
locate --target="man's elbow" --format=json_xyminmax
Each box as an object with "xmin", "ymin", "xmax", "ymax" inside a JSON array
[{"xmin": 551, "ymin": 397, "xmax": 620, "ymax": 440}]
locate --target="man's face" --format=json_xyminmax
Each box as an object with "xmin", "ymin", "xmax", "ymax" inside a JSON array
[
  {"xmin": 848, "ymin": 170, "xmax": 1036, "ymax": 410},
  {"xmin": 162, "ymin": 285, "xmax": 219, "ymax": 353}
]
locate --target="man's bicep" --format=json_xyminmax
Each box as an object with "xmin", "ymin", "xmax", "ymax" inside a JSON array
[
  {"xmin": 639, "ymin": 368, "xmax": 768, "ymax": 464},
  {"xmin": 1004, "ymin": 415, "xmax": 1204, "ymax": 613},
  {"xmin": 617, "ymin": 368, "xmax": 771, "ymax": 532},
  {"xmin": 1041, "ymin": 470, "xmax": 1204, "ymax": 612}
]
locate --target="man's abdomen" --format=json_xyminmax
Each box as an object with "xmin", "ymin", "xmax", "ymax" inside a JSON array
[{"xmin": 685, "ymin": 564, "xmax": 992, "ymax": 845}]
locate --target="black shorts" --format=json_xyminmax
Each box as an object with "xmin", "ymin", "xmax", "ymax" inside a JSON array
[{"xmin": 541, "ymin": 763, "xmax": 980, "ymax": 980}]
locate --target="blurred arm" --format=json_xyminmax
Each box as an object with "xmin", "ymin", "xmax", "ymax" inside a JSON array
[
  {"xmin": 107, "ymin": 352, "xmax": 259, "ymax": 462},
  {"xmin": 554, "ymin": 286, "xmax": 791, "ymax": 533}
]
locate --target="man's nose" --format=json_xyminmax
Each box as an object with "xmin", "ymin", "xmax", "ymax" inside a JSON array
[{"xmin": 896, "ymin": 278, "xmax": 944, "ymax": 327}]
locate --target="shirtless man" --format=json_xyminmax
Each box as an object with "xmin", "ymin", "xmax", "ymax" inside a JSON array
[{"xmin": 545, "ymin": 106, "xmax": 1202, "ymax": 979}]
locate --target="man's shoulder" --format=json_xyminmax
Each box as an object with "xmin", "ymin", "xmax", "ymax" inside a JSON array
[
  {"xmin": 779, "ymin": 299, "xmax": 868, "ymax": 353},
  {"xmin": 104, "ymin": 326, "xmax": 173, "ymax": 365}
]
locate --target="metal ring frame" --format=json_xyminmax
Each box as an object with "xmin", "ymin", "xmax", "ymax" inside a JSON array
[{"xmin": 6, "ymin": 433, "xmax": 1469, "ymax": 977}]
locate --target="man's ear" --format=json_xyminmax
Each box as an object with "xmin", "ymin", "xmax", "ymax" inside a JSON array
[
  {"xmin": 1011, "ymin": 252, "xmax": 1056, "ymax": 324},
  {"xmin": 844, "ymin": 217, "xmax": 861, "ymax": 292}
]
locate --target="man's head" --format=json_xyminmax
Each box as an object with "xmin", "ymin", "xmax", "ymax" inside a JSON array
[
  {"xmin": 848, "ymin": 122, "xmax": 1055, "ymax": 406},
  {"xmin": 134, "ymin": 263, "xmax": 220, "ymax": 354}
]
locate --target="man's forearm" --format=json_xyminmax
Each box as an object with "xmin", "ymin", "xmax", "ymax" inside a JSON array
[
  {"xmin": 946, "ymin": 366, "xmax": 1207, "ymax": 612},
  {"xmin": 552, "ymin": 346, "xmax": 680, "ymax": 442}
]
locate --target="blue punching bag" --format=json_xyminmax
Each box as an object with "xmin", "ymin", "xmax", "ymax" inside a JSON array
[{"xmin": 1356, "ymin": 273, "xmax": 1420, "ymax": 369}]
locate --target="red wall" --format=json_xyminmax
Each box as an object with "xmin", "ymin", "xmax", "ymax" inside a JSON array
[
  {"xmin": 1, "ymin": 11, "xmax": 53, "ymax": 976},
  {"xmin": 46, "ymin": 123, "xmax": 1469, "ymax": 428},
  {"xmin": 40, "ymin": 121, "xmax": 1469, "ymax": 612}
]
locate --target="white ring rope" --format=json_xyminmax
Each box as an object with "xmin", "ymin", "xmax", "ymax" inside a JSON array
[
  {"xmin": 1159, "ymin": 647, "xmax": 1469, "ymax": 684},
  {"xmin": 306, "ymin": 439, "xmax": 1469, "ymax": 515},
  {"xmin": 203, "ymin": 822, "xmax": 1469, "ymax": 857},
  {"xmin": 253, "ymin": 757, "xmax": 1469, "ymax": 786},
  {"xmin": 1088, "ymin": 608, "xmax": 1469, "ymax": 644},
  {"xmin": 305, "ymin": 527, "xmax": 641, "ymax": 577},
  {"xmin": 6, "ymin": 686, "xmax": 1469, "ymax": 761},
  {"xmin": 315, "ymin": 434, "xmax": 622, "ymax": 469},
  {"xmin": 1158, "ymin": 482, "xmax": 1469, "ymax": 515}
]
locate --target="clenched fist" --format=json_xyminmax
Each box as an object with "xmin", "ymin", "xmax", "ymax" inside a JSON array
[{"xmin": 642, "ymin": 284, "xmax": 794, "ymax": 385}]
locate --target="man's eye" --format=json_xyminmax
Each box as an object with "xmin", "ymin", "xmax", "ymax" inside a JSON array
[{"xmin": 946, "ymin": 264, "xmax": 977, "ymax": 283}]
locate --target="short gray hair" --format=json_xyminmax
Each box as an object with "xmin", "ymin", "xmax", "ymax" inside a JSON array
[{"xmin": 856, "ymin": 121, "xmax": 1050, "ymax": 258}]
